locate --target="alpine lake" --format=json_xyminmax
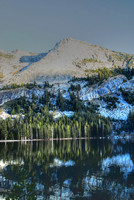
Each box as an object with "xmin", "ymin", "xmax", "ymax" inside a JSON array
[{"xmin": 0, "ymin": 138, "xmax": 134, "ymax": 200}]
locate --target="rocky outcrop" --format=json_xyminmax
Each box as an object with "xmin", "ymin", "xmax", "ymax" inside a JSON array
[
  {"xmin": 0, "ymin": 87, "xmax": 47, "ymax": 106},
  {"xmin": 80, "ymin": 75, "xmax": 134, "ymax": 101},
  {"xmin": 79, "ymin": 75, "xmax": 134, "ymax": 120},
  {"xmin": 0, "ymin": 74, "xmax": 134, "ymax": 121},
  {"xmin": 0, "ymin": 88, "xmax": 29, "ymax": 106}
]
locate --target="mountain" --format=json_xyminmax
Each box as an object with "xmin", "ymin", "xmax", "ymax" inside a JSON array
[{"xmin": 0, "ymin": 37, "xmax": 134, "ymax": 86}]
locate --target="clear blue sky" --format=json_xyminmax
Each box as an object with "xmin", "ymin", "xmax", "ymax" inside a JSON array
[{"xmin": 0, "ymin": 0, "xmax": 134, "ymax": 54}]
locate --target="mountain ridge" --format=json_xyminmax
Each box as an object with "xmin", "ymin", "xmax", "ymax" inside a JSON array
[{"xmin": 0, "ymin": 37, "xmax": 134, "ymax": 86}]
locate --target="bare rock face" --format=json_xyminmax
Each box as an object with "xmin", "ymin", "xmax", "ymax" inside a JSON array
[
  {"xmin": 0, "ymin": 38, "xmax": 133, "ymax": 86},
  {"xmin": 0, "ymin": 88, "xmax": 29, "ymax": 106}
]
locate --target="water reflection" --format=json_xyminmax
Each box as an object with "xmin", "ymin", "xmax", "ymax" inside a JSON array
[
  {"xmin": 0, "ymin": 140, "xmax": 134, "ymax": 199},
  {"xmin": 102, "ymin": 154, "xmax": 134, "ymax": 179},
  {"xmin": 50, "ymin": 158, "xmax": 75, "ymax": 168}
]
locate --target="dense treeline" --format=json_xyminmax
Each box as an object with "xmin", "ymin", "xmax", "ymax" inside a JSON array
[
  {"xmin": 0, "ymin": 91, "xmax": 111, "ymax": 140},
  {"xmin": 0, "ymin": 110, "xmax": 111, "ymax": 140},
  {"xmin": 0, "ymin": 81, "xmax": 51, "ymax": 91}
]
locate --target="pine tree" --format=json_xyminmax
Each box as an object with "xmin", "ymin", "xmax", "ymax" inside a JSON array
[{"xmin": 1, "ymin": 120, "xmax": 8, "ymax": 140}]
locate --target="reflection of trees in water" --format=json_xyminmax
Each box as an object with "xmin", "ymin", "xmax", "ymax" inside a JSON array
[
  {"xmin": 0, "ymin": 140, "xmax": 134, "ymax": 199},
  {"xmin": 0, "ymin": 140, "xmax": 113, "ymax": 168},
  {"xmin": 5, "ymin": 168, "xmax": 38, "ymax": 200}
]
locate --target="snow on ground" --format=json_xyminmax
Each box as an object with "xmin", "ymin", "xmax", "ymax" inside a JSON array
[
  {"xmin": 27, "ymin": 88, "xmax": 45, "ymax": 98},
  {"xmin": 0, "ymin": 111, "xmax": 24, "ymax": 120},
  {"xmin": 99, "ymin": 106, "xmax": 132, "ymax": 120},
  {"xmin": 80, "ymin": 75, "xmax": 134, "ymax": 120},
  {"xmin": 99, "ymin": 96, "xmax": 134, "ymax": 120},
  {"xmin": 0, "ymin": 109, "xmax": 73, "ymax": 121},
  {"xmin": 62, "ymin": 92, "xmax": 70, "ymax": 100},
  {"xmin": 0, "ymin": 111, "xmax": 10, "ymax": 120},
  {"xmin": 50, "ymin": 111, "xmax": 74, "ymax": 119}
]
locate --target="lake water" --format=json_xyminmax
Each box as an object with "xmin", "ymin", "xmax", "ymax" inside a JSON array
[{"xmin": 0, "ymin": 139, "xmax": 134, "ymax": 200}]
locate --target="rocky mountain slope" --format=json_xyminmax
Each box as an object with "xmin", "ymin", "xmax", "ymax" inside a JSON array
[
  {"xmin": 0, "ymin": 38, "xmax": 134, "ymax": 86},
  {"xmin": 0, "ymin": 74, "xmax": 134, "ymax": 121},
  {"xmin": 0, "ymin": 38, "xmax": 134, "ymax": 123}
]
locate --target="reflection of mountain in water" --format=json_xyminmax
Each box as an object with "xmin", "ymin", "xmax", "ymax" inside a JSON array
[
  {"xmin": 83, "ymin": 173, "xmax": 134, "ymax": 200},
  {"xmin": 50, "ymin": 158, "xmax": 75, "ymax": 168},
  {"xmin": 0, "ymin": 140, "xmax": 134, "ymax": 199},
  {"xmin": 102, "ymin": 154, "xmax": 134, "ymax": 178}
]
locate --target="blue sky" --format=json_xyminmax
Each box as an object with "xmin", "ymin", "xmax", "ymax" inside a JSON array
[{"xmin": 0, "ymin": 0, "xmax": 134, "ymax": 53}]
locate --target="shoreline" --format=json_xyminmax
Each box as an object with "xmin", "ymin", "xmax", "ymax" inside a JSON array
[
  {"xmin": 0, "ymin": 135, "xmax": 134, "ymax": 143},
  {"xmin": 0, "ymin": 137, "xmax": 99, "ymax": 143}
]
